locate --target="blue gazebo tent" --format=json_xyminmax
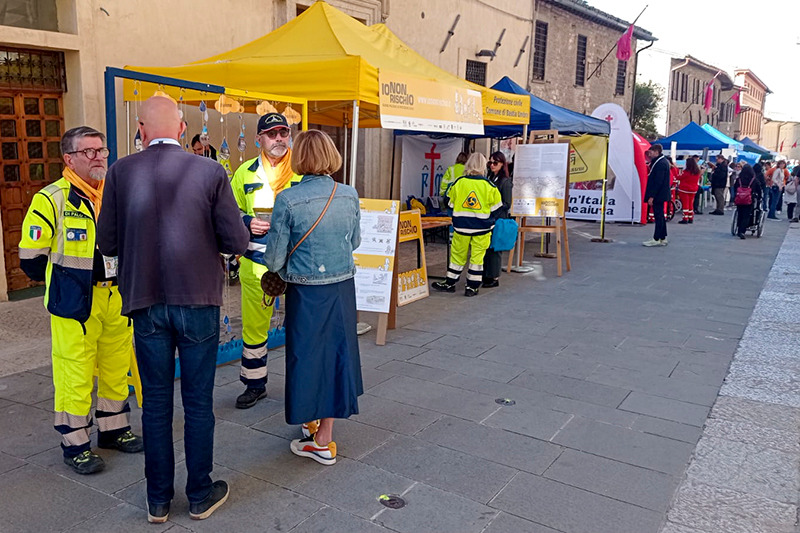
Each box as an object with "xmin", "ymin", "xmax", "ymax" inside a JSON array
[
  {"xmin": 701, "ymin": 123, "xmax": 743, "ymax": 150},
  {"xmin": 654, "ymin": 122, "xmax": 728, "ymax": 151},
  {"xmin": 483, "ymin": 77, "xmax": 610, "ymax": 137},
  {"xmin": 740, "ymin": 137, "xmax": 772, "ymax": 157}
]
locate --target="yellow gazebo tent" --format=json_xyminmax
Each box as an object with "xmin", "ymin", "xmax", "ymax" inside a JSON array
[{"xmin": 122, "ymin": 1, "xmax": 527, "ymax": 128}]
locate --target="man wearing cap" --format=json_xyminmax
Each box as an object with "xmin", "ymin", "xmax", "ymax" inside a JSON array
[{"xmin": 230, "ymin": 113, "xmax": 301, "ymax": 409}]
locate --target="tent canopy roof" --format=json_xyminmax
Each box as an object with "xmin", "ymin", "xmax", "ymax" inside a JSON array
[
  {"xmin": 654, "ymin": 122, "xmax": 729, "ymax": 151},
  {"xmin": 741, "ymin": 136, "xmax": 772, "ymax": 156},
  {"xmin": 123, "ymin": 1, "xmax": 524, "ymax": 127},
  {"xmin": 483, "ymin": 76, "xmax": 611, "ymax": 137},
  {"xmin": 701, "ymin": 123, "xmax": 743, "ymax": 150}
]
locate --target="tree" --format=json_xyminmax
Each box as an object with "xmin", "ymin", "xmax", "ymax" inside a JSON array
[{"xmin": 632, "ymin": 81, "xmax": 664, "ymax": 140}]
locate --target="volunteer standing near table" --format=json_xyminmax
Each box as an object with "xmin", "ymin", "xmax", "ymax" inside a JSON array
[{"xmin": 229, "ymin": 113, "xmax": 301, "ymax": 409}]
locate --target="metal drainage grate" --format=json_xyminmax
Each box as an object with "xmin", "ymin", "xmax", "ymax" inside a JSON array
[
  {"xmin": 378, "ymin": 494, "xmax": 406, "ymax": 509},
  {"xmin": 495, "ymin": 398, "xmax": 516, "ymax": 406}
]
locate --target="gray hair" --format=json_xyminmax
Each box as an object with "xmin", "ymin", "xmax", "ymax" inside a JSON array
[
  {"xmin": 61, "ymin": 126, "xmax": 105, "ymax": 155},
  {"xmin": 464, "ymin": 152, "xmax": 487, "ymax": 176}
]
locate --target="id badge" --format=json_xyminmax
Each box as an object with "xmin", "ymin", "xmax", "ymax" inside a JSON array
[{"xmin": 103, "ymin": 256, "xmax": 118, "ymax": 278}]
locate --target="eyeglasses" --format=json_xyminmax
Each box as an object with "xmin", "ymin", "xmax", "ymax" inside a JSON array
[
  {"xmin": 66, "ymin": 147, "xmax": 110, "ymax": 160},
  {"xmin": 260, "ymin": 128, "xmax": 291, "ymax": 140}
]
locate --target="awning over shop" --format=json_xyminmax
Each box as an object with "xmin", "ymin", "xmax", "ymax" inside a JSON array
[
  {"xmin": 482, "ymin": 77, "xmax": 611, "ymax": 137},
  {"xmin": 654, "ymin": 122, "xmax": 729, "ymax": 151},
  {"xmin": 700, "ymin": 123, "xmax": 743, "ymax": 151},
  {"xmin": 121, "ymin": 1, "xmax": 527, "ymax": 128}
]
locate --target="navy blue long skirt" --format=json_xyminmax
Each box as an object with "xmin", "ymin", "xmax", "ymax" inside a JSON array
[{"xmin": 284, "ymin": 277, "xmax": 363, "ymax": 424}]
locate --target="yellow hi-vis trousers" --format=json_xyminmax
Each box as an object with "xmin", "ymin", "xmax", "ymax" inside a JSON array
[
  {"xmin": 446, "ymin": 232, "xmax": 491, "ymax": 290},
  {"xmin": 51, "ymin": 285, "xmax": 133, "ymax": 457},
  {"xmin": 239, "ymin": 257, "xmax": 274, "ymax": 389}
]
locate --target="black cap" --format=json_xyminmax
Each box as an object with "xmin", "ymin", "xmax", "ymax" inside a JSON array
[{"xmin": 257, "ymin": 113, "xmax": 289, "ymax": 133}]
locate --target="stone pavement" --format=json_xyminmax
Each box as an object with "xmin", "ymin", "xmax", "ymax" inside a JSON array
[{"xmin": 0, "ymin": 207, "xmax": 796, "ymax": 533}]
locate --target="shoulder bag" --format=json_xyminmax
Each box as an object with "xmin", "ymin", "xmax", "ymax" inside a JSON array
[{"xmin": 261, "ymin": 181, "xmax": 338, "ymax": 300}]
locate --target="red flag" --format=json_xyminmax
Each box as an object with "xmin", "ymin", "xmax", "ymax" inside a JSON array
[
  {"xmin": 703, "ymin": 82, "xmax": 714, "ymax": 115},
  {"xmin": 732, "ymin": 90, "xmax": 741, "ymax": 115},
  {"xmin": 616, "ymin": 25, "xmax": 634, "ymax": 61},
  {"xmin": 793, "ymin": 141, "xmax": 797, "ymax": 149},
  {"xmin": 780, "ymin": 140, "xmax": 784, "ymax": 152}
]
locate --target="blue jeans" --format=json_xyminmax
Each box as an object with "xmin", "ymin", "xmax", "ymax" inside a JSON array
[
  {"xmin": 131, "ymin": 304, "xmax": 220, "ymax": 505},
  {"xmin": 768, "ymin": 186, "xmax": 781, "ymax": 218}
]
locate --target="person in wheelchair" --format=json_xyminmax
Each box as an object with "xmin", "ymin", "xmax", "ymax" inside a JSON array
[{"xmin": 733, "ymin": 164, "xmax": 763, "ymax": 239}]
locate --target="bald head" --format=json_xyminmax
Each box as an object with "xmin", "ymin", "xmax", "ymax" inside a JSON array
[{"xmin": 138, "ymin": 96, "xmax": 185, "ymax": 147}]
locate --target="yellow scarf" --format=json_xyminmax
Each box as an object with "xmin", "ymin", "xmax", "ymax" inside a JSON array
[
  {"xmin": 63, "ymin": 167, "xmax": 104, "ymax": 217},
  {"xmin": 261, "ymin": 148, "xmax": 294, "ymax": 193}
]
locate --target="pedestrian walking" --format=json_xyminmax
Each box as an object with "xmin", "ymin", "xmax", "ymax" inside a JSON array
[
  {"xmin": 754, "ymin": 163, "xmax": 768, "ymax": 211},
  {"xmin": 765, "ymin": 160, "xmax": 788, "ymax": 219},
  {"xmin": 733, "ymin": 164, "xmax": 762, "ymax": 239},
  {"xmin": 97, "ymin": 96, "xmax": 250, "ymax": 523},
  {"xmin": 261, "ymin": 129, "xmax": 363, "ymax": 466},
  {"xmin": 788, "ymin": 166, "xmax": 800, "ymax": 222},
  {"xmin": 482, "ymin": 151, "xmax": 512, "ymax": 287},
  {"xmin": 709, "ymin": 155, "xmax": 728, "ymax": 215},
  {"xmin": 432, "ymin": 152, "xmax": 503, "ymax": 296},
  {"xmin": 18, "ymin": 126, "xmax": 143, "ymax": 476},
  {"xmin": 677, "ymin": 157, "xmax": 701, "ymax": 224},
  {"xmin": 643, "ymin": 144, "xmax": 671, "ymax": 246}
]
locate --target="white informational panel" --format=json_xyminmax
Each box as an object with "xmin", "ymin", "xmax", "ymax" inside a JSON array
[
  {"xmin": 353, "ymin": 199, "xmax": 400, "ymax": 314},
  {"xmin": 512, "ymin": 143, "xmax": 570, "ymax": 217}
]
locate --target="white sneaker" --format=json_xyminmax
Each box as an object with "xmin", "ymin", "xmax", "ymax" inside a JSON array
[
  {"xmin": 659, "ymin": 238, "xmax": 668, "ymax": 246},
  {"xmin": 642, "ymin": 238, "xmax": 661, "ymax": 247},
  {"xmin": 356, "ymin": 322, "xmax": 372, "ymax": 335}
]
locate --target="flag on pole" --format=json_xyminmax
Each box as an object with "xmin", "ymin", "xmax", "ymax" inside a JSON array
[
  {"xmin": 793, "ymin": 141, "xmax": 797, "ymax": 149},
  {"xmin": 732, "ymin": 90, "xmax": 741, "ymax": 115},
  {"xmin": 703, "ymin": 72, "xmax": 721, "ymax": 116},
  {"xmin": 780, "ymin": 140, "xmax": 784, "ymax": 152},
  {"xmin": 615, "ymin": 25, "xmax": 634, "ymax": 61}
]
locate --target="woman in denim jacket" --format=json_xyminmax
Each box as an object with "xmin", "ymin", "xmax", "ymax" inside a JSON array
[{"xmin": 263, "ymin": 130, "xmax": 362, "ymax": 466}]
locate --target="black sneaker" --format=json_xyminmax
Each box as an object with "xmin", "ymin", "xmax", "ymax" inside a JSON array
[
  {"xmin": 235, "ymin": 387, "xmax": 267, "ymax": 409},
  {"xmin": 64, "ymin": 450, "xmax": 105, "ymax": 475},
  {"xmin": 482, "ymin": 279, "xmax": 499, "ymax": 288},
  {"xmin": 189, "ymin": 480, "xmax": 230, "ymax": 520},
  {"xmin": 431, "ymin": 281, "xmax": 455, "ymax": 292},
  {"xmin": 98, "ymin": 430, "xmax": 144, "ymax": 453},
  {"xmin": 464, "ymin": 287, "xmax": 479, "ymax": 297},
  {"xmin": 147, "ymin": 501, "xmax": 170, "ymax": 524}
]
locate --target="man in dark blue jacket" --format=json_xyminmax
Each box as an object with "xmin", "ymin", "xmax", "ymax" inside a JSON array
[
  {"xmin": 643, "ymin": 144, "xmax": 671, "ymax": 246},
  {"xmin": 98, "ymin": 96, "xmax": 249, "ymax": 524}
]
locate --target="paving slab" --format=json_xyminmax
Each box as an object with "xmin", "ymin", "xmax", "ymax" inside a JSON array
[
  {"xmin": 407, "ymin": 349, "xmax": 525, "ymax": 383},
  {"xmin": 289, "ymin": 506, "xmax": 394, "ymax": 533},
  {"xmin": 618, "ymin": 391, "xmax": 710, "ymax": 427},
  {"xmin": 490, "ymin": 471, "xmax": 663, "ymax": 533},
  {"xmin": 349, "ymin": 394, "xmax": 443, "ymax": 436},
  {"xmin": 630, "ymin": 415, "xmax": 703, "ymax": 444},
  {"xmin": 418, "ymin": 334, "xmax": 497, "ymax": 357},
  {"xmin": 587, "ymin": 364, "xmax": 720, "ymax": 406},
  {"xmin": 0, "ymin": 370, "xmax": 54, "ymax": 404},
  {"xmin": 482, "ymin": 398, "xmax": 573, "ymax": 441},
  {"xmin": 361, "ymin": 434, "xmax": 517, "ymax": 503},
  {"xmin": 0, "ymin": 450, "xmax": 25, "ymax": 474},
  {"xmin": 509, "ymin": 370, "xmax": 631, "ymax": 407},
  {"xmin": 0, "ymin": 463, "xmax": 119, "ymax": 533},
  {"xmin": 416, "ymin": 416, "xmax": 562, "ymax": 474},
  {"xmin": 482, "ymin": 512, "xmax": 562, "ymax": 533},
  {"xmin": 0, "ymin": 402, "xmax": 57, "ymax": 458},
  {"xmin": 62, "ymin": 502, "xmax": 183, "ymax": 533},
  {"xmin": 374, "ymin": 360, "xmax": 455, "ymax": 383},
  {"xmin": 552, "ymin": 417, "xmax": 694, "ymax": 475},
  {"xmin": 543, "ymin": 448, "xmax": 679, "ymax": 512}
]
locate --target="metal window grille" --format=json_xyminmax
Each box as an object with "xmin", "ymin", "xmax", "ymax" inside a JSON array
[
  {"xmin": 465, "ymin": 59, "xmax": 487, "ymax": 86},
  {"xmin": 615, "ymin": 60, "xmax": 627, "ymax": 96},
  {"xmin": 532, "ymin": 21, "xmax": 548, "ymax": 81},
  {"xmin": 575, "ymin": 35, "xmax": 587, "ymax": 86},
  {"xmin": 0, "ymin": 47, "xmax": 66, "ymax": 91}
]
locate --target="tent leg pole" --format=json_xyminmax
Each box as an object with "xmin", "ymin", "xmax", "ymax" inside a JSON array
[
  {"xmin": 522, "ymin": 124, "xmax": 528, "ymax": 144},
  {"xmin": 350, "ymin": 100, "xmax": 360, "ymax": 189},
  {"xmin": 342, "ymin": 114, "xmax": 348, "ymax": 182},
  {"xmin": 125, "ymin": 101, "xmax": 130, "ymax": 156},
  {"xmin": 591, "ymin": 138, "xmax": 612, "ymax": 243}
]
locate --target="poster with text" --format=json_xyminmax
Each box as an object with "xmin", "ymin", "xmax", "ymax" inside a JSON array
[
  {"xmin": 512, "ymin": 143, "xmax": 570, "ymax": 217},
  {"xmin": 352, "ymin": 199, "xmax": 399, "ymax": 314}
]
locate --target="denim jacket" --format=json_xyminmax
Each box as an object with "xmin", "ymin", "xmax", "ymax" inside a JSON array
[{"xmin": 263, "ymin": 174, "xmax": 361, "ymax": 285}]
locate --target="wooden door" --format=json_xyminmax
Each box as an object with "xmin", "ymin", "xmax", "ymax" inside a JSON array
[{"xmin": 0, "ymin": 91, "xmax": 64, "ymax": 291}]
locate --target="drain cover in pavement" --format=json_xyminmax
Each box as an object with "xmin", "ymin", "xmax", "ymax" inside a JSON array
[
  {"xmin": 495, "ymin": 398, "xmax": 516, "ymax": 406},
  {"xmin": 378, "ymin": 494, "xmax": 406, "ymax": 509}
]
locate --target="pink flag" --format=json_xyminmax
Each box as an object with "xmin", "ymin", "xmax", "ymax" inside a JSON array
[
  {"xmin": 703, "ymin": 82, "xmax": 714, "ymax": 115},
  {"xmin": 616, "ymin": 25, "xmax": 634, "ymax": 61},
  {"xmin": 732, "ymin": 90, "xmax": 741, "ymax": 115},
  {"xmin": 793, "ymin": 141, "xmax": 797, "ymax": 149},
  {"xmin": 780, "ymin": 140, "xmax": 784, "ymax": 152}
]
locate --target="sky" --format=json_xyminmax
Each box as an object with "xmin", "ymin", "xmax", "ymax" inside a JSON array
[{"xmin": 586, "ymin": 0, "xmax": 800, "ymax": 132}]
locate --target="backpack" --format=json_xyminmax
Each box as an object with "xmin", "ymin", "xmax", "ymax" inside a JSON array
[{"xmin": 734, "ymin": 177, "xmax": 753, "ymax": 206}]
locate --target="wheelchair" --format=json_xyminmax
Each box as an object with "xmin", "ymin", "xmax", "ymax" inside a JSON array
[{"xmin": 730, "ymin": 193, "xmax": 765, "ymax": 238}]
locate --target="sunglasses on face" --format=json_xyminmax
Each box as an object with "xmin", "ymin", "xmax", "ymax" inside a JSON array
[
  {"xmin": 489, "ymin": 160, "xmax": 501, "ymax": 165},
  {"xmin": 260, "ymin": 128, "xmax": 290, "ymax": 140}
]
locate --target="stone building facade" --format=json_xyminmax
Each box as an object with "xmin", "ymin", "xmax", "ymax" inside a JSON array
[
  {"xmin": 666, "ymin": 56, "xmax": 740, "ymax": 138},
  {"xmin": 762, "ymin": 119, "xmax": 800, "ymax": 161},
  {"xmin": 734, "ymin": 69, "xmax": 771, "ymax": 145},
  {"xmin": 0, "ymin": 0, "xmax": 652, "ymax": 299}
]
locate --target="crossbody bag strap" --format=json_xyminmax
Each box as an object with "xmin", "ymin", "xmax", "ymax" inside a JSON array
[{"xmin": 288, "ymin": 181, "xmax": 338, "ymax": 258}]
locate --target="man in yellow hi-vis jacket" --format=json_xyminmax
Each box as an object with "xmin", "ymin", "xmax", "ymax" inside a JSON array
[
  {"xmin": 18, "ymin": 126, "xmax": 142, "ymax": 475},
  {"xmin": 432, "ymin": 152, "xmax": 502, "ymax": 297}
]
